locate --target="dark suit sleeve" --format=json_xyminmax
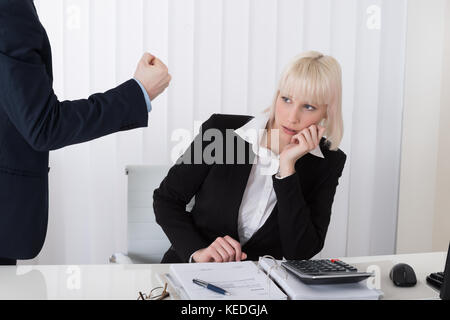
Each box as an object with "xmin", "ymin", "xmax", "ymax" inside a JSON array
[
  {"xmin": 272, "ymin": 153, "xmax": 346, "ymax": 260},
  {"xmin": 153, "ymin": 115, "xmax": 218, "ymax": 262},
  {"xmin": 0, "ymin": 1, "xmax": 148, "ymax": 151}
]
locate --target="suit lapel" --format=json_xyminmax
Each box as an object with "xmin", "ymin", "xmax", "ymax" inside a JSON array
[
  {"xmin": 242, "ymin": 204, "xmax": 278, "ymax": 250},
  {"xmin": 225, "ymin": 135, "xmax": 256, "ymax": 240}
]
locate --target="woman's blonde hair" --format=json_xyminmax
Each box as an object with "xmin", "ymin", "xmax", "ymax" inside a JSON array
[{"xmin": 266, "ymin": 51, "xmax": 343, "ymax": 151}]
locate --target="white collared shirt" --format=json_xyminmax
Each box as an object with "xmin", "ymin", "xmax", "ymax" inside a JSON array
[{"xmin": 234, "ymin": 112, "xmax": 324, "ymax": 245}]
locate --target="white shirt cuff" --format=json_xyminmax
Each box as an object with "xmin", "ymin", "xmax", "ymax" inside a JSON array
[{"xmin": 275, "ymin": 172, "xmax": 293, "ymax": 179}]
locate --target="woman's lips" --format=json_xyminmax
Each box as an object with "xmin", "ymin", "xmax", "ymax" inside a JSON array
[{"xmin": 281, "ymin": 126, "xmax": 298, "ymax": 136}]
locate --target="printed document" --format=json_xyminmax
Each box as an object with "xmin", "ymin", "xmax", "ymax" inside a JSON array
[{"xmin": 169, "ymin": 261, "xmax": 287, "ymax": 300}]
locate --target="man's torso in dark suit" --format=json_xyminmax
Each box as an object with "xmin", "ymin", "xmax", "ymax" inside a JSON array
[{"xmin": 0, "ymin": 0, "xmax": 148, "ymax": 259}]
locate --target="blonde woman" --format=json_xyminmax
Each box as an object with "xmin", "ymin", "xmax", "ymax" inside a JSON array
[{"xmin": 154, "ymin": 51, "xmax": 346, "ymax": 263}]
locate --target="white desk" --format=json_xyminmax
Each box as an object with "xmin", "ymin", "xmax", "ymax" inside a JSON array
[{"xmin": 0, "ymin": 251, "xmax": 445, "ymax": 300}]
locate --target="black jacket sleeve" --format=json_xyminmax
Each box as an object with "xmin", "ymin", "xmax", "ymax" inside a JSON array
[
  {"xmin": 272, "ymin": 153, "xmax": 346, "ymax": 260},
  {"xmin": 153, "ymin": 114, "xmax": 218, "ymax": 262},
  {"xmin": 0, "ymin": 0, "xmax": 148, "ymax": 151}
]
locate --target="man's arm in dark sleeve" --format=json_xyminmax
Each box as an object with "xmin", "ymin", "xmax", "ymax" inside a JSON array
[{"xmin": 0, "ymin": 0, "xmax": 148, "ymax": 151}]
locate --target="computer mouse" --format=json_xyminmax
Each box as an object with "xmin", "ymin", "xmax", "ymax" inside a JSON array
[{"xmin": 389, "ymin": 263, "xmax": 417, "ymax": 287}]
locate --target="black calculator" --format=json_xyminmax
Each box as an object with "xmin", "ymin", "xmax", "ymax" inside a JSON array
[{"xmin": 281, "ymin": 259, "xmax": 374, "ymax": 285}]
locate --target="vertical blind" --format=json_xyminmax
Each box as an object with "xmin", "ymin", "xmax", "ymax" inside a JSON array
[{"xmin": 28, "ymin": 0, "xmax": 407, "ymax": 264}]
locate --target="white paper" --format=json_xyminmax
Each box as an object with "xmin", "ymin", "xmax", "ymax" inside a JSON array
[{"xmin": 169, "ymin": 261, "xmax": 287, "ymax": 300}]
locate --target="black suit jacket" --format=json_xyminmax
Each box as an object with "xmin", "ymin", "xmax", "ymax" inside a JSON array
[
  {"xmin": 0, "ymin": 0, "xmax": 148, "ymax": 259},
  {"xmin": 153, "ymin": 114, "xmax": 347, "ymax": 263}
]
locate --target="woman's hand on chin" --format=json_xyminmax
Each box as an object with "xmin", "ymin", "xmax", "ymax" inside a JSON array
[{"xmin": 279, "ymin": 125, "xmax": 326, "ymax": 177}]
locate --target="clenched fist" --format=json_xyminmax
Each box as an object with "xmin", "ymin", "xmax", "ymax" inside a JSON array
[{"xmin": 134, "ymin": 53, "xmax": 171, "ymax": 101}]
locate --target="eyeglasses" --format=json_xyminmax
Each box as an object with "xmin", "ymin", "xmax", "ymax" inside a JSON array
[{"xmin": 137, "ymin": 282, "xmax": 170, "ymax": 300}]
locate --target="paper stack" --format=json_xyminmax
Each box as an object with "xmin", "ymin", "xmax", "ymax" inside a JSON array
[{"xmin": 168, "ymin": 261, "xmax": 287, "ymax": 300}]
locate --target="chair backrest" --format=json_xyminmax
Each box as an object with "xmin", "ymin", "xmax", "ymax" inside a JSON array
[{"xmin": 126, "ymin": 165, "xmax": 172, "ymax": 263}]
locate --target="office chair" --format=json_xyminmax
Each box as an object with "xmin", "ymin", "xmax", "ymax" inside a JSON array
[{"xmin": 110, "ymin": 165, "xmax": 194, "ymax": 264}]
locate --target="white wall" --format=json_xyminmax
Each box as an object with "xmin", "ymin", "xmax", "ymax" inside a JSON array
[
  {"xmin": 433, "ymin": 0, "xmax": 450, "ymax": 252},
  {"xmin": 23, "ymin": 0, "xmax": 408, "ymax": 264},
  {"xmin": 397, "ymin": 0, "xmax": 450, "ymax": 254}
]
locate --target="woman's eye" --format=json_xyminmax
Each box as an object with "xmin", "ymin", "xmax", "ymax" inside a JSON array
[
  {"xmin": 304, "ymin": 104, "xmax": 316, "ymax": 111},
  {"xmin": 282, "ymin": 97, "xmax": 292, "ymax": 103}
]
